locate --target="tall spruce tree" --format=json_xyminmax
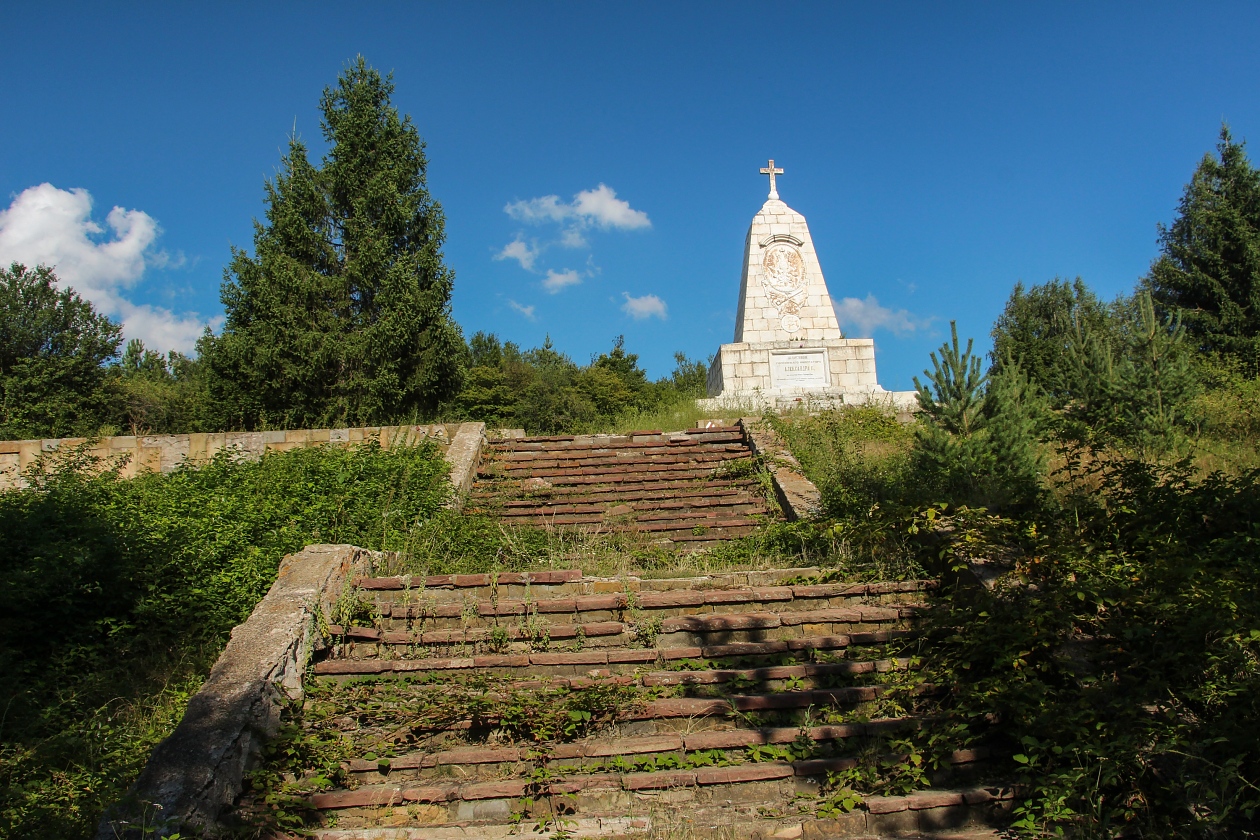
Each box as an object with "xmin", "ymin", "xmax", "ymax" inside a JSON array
[
  {"xmin": 1146, "ymin": 126, "xmax": 1260, "ymax": 365},
  {"xmin": 203, "ymin": 57, "xmax": 464, "ymax": 429},
  {"xmin": 0, "ymin": 263, "xmax": 122, "ymax": 439}
]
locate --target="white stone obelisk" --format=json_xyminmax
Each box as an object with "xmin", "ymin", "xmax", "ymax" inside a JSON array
[{"xmin": 701, "ymin": 161, "xmax": 915, "ymax": 410}]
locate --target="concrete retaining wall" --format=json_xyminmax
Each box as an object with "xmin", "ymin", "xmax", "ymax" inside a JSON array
[
  {"xmin": 95, "ymin": 545, "xmax": 379, "ymax": 839},
  {"xmin": 0, "ymin": 422, "xmax": 486, "ymax": 500}
]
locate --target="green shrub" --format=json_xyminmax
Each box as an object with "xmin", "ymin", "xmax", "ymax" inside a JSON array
[{"xmin": 0, "ymin": 441, "xmax": 449, "ymax": 840}]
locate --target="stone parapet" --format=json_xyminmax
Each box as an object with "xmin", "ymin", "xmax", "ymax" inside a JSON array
[
  {"xmin": 0, "ymin": 422, "xmax": 482, "ymax": 493},
  {"xmin": 95, "ymin": 544, "xmax": 379, "ymax": 839}
]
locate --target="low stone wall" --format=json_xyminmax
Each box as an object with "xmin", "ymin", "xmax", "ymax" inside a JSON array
[
  {"xmin": 95, "ymin": 544, "xmax": 378, "ymax": 839},
  {"xmin": 0, "ymin": 422, "xmax": 486, "ymax": 499},
  {"xmin": 740, "ymin": 417, "xmax": 823, "ymax": 521}
]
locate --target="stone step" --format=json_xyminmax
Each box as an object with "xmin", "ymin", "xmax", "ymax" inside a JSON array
[
  {"xmin": 318, "ymin": 659, "xmax": 911, "ymax": 691},
  {"xmin": 484, "ymin": 466, "xmax": 746, "ymax": 488},
  {"xmin": 328, "ymin": 606, "xmax": 918, "ymax": 653},
  {"xmin": 496, "ymin": 498, "xmax": 768, "ymax": 519},
  {"xmin": 469, "ymin": 479, "xmax": 760, "ymax": 505},
  {"xmin": 360, "ymin": 596, "xmax": 922, "ymax": 637},
  {"xmin": 477, "ymin": 461, "xmax": 749, "ymax": 483},
  {"xmin": 313, "ymin": 630, "xmax": 916, "ymax": 676},
  {"xmin": 292, "ymin": 809, "xmax": 1010, "ymax": 840},
  {"xmin": 365, "ymin": 582, "xmax": 930, "ymax": 623},
  {"xmin": 494, "ymin": 510, "xmax": 767, "ymax": 530},
  {"xmin": 487, "ymin": 429, "xmax": 744, "ymax": 452},
  {"xmin": 351, "ymin": 567, "xmax": 840, "ymax": 603},
  {"xmin": 340, "ymin": 720, "xmax": 919, "ymax": 779},
  {"xmin": 489, "ymin": 447, "xmax": 748, "ymax": 469},
  {"xmin": 300, "ymin": 778, "xmax": 1011, "ymax": 839}
]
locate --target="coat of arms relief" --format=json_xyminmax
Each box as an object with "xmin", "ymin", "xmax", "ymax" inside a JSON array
[{"xmin": 761, "ymin": 243, "xmax": 807, "ymax": 333}]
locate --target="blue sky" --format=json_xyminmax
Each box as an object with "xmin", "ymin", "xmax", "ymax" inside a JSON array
[{"xmin": 1, "ymin": 3, "xmax": 1258, "ymax": 390}]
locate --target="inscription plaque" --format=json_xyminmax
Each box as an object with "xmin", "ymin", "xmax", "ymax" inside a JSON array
[{"xmin": 770, "ymin": 350, "xmax": 828, "ymax": 388}]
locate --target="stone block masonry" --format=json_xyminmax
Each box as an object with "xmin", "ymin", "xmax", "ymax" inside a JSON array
[
  {"xmin": 0, "ymin": 422, "xmax": 486, "ymax": 505},
  {"xmin": 702, "ymin": 163, "xmax": 917, "ymax": 412}
]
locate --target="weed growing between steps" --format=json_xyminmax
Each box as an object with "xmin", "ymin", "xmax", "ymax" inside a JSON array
[
  {"xmin": 374, "ymin": 511, "xmax": 926, "ymax": 582},
  {"xmin": 0, "ymin": 441, "xmax": 449, "ymax": 840},
  {"xmin": 239, "ymin": 662, "xmax": 960, "ymax": 833}
]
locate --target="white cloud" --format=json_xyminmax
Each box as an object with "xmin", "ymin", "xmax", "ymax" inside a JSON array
[
  {"xmin": 833, "ymin": 294, "xmax": 931, "ymax": 338},
  {"xmin": 505, "ymin": 194, "xmax": 570, "ymax": 225},
  {"xmin": 571, "ymin": 184, "xmax": 651, "ymax": 230},
  {"xmin": 505, "ymin": 183, "xmax": 650, "ymax": 231},
  {"xmin": 494, "ymin": 237, "xmax": 539, "ymax": 271},
  {"xmin": 621, "ymin": 292, "xmax": 668, "ymax": 320},
  {"xmin": 0, "ymin": 183, "xmax": 208, "ymax": 354},
  {"xmin": 559, "ymin": 227, "xmax": 588, "ymax": 249},
  {"xmin": 542, "ymin": 269, "xmax": 582, "ymax": 294},
  {"xmin": 507, "ymin": 299, "xmax": 536, "ymax": 320}
]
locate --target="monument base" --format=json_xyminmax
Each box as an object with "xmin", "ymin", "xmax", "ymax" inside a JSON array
[{"xmin": 700, "ymin": 338, "xmax": 917, "ymax": 412}]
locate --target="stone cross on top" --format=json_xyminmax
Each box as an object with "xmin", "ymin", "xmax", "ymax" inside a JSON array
[{"xmin": 760, "ymin": 159, "xmax": 784, "ymax": 200}]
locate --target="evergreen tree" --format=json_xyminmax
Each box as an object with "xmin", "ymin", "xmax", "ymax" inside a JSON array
[
  {"xmin": 991, "ymin": 277, "xmax": 1117, "ymax": 408},
  {"xmin": 202, "ymin": 57, "xmax": 463, "ymax": 429},
  {"xmin": 0, "ymin": 263, "xmax": 122, "ymax": 439},
  {"xmin": 914, "ymin": 322, "xmax": 1045, "ymax": 509},
  {"xmin": 1146, "ymin": 126, "xmax": 1260, "ymax": 366}
]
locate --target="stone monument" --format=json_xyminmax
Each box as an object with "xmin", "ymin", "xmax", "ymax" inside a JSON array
[{"xmin": 700, "ymin": 160, "xmax": 915, "ymax": 411}]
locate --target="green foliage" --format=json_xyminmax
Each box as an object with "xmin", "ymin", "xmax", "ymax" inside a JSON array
[
  {"xmin": 1147, "ymin": 125, "xmax": 1260, "ymax": 366},
  {"xmin": 0, "ymin": 263, "xmax": 122, "ymax": 439},
  {"xmin": 0, "ymin": 441, "xmax": 449, "ymax": 840},
  {"xmin": 113, "ymin": 339, "xmax": 210, "ymax": 435},
  {"xmin": 444, "ymin": 331, "xmax": 713, "ymax": 434},
  {"xmin": 992, "ymin": 277, "xmax": 1119, "ymax": 408},
  {"xmin": 922, "ymin": 461, "xmax": 1260, "ymax": 837},
  {"xmin": 1060, "ymin": 291, "xmax": 1200, "ymax": 454},
  {"xmin": 202, "ymin": 57, "xmax": 464, "ymax": 429},
  {"xmin": 914, "ymin": 322, "xmax": 1047, "ymax": 509}
]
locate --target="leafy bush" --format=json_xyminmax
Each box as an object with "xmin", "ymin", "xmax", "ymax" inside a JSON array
[
  {"xmin": 921, "ymin": 460, "xmax": 1260, "ymax": 837},
  {"xmin": 0, "ymin": 441, "xmax": 449, "ymax": 840}
]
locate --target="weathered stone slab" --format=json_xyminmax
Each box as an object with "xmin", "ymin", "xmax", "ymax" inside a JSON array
[{"xmin": 97, "ymin": 544, "xmax": 375, "ymax": 838}]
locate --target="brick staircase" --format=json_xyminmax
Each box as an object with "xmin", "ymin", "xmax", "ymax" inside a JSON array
[
  {"xmin": 250, "ymin": 566, "xmax": 1012, "ymax": 838},
  {"xmin": 466, "ymin": 426, "xmax": 771, "ymax": 548}
]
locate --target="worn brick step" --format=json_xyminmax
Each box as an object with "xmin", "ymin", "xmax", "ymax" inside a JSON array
[
  {"xmin": 341, "ymin": 721, "xmax": 917, "ymax": 776},
  {"xmin": 370, "ymin": 582, "xmax": 926, "ymax": 617},
  {"xmin": 291, "ymin": 786, "xmax": 1013, "ymax": 838},
  {"xmin": 495, "ymin": 487, "xmax": 756, "ymax": 507},
  {"xmin": 312, "ymin": 630, "xmax": 916, "ymax": 676},
  {"xmin": 497, "ymin": 467, "xmax": 746, "ymax": 487},
  {"xmin": 492, "ymin": 506, "xmax": 766, "ymax": 525},
  {"xmin": 637, "ymin": 659, "xmax": 914, "ymax": 687},
  {"xmin": 490, "ymin": 447, "xmax": 748, "ymax": 469},
  {"xmin": 340, "ymin": 741, "xmax": 994, "ymax": 788},
  {"xmin": 354, "ymin": 569, "xmax": 583, "ymax": 591},
  {"xmin": 353, "ymin": 566, "xmax": 854, "ymax": 596},
  {"xmin": 471, "ymin": 480, "xmax": 760, "ymax": 504},
  {"xmin": 491, "ymin": 448, "xmax": 748, "ymax": 469},
  {"xmin": 495, "ymin": 498, "xmax": 766, "ymax": 518},
  {"xmin": 486, "ymin": 456, "xmax": 747, "ymax": 477},
  {"xmin": 310, "ymin": 766, "xmax": 992, "ymax": 813},
  {"xmin": 353, "ymin": 603, "xmax": 920, "ymax": 638},
  {"xmin": 488, "ymin": 430, "xmax": 743, "ymax": 452},
  {"xmin": 500, "ymin": 513, "xmax": 763, "ymax": 531},
  {"xmin": 494, "ymin": 507, "xmax": 766, "ymax": 527},
  {"xmin": 636, "ymin": 686, "xmax": 901, "ymax": 719},
  {"xmin": 478, "ymin": 457, "xmax": 751, "ymax": 481}
]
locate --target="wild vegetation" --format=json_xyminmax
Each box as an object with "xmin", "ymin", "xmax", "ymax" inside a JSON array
[{"xmin": 0, "ymin": 442, "xmax": 450, "ymax": 840}]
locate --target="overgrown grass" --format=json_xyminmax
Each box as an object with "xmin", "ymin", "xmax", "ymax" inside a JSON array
[
  {"xmin": 572, "ymin": 391, "xmax": 734, "ymax": 435},
  {"xmin": 0, "ymin": 441, "xmax": 450, "ymax": 840},
  {"xmin": 376, "ymin": 510, "xmax": 925, "ymax": 583}
]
